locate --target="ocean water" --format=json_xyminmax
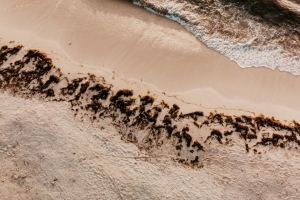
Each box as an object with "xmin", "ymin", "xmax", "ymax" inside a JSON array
[{"xmin": 132, "ymin": 0, "xmax": 300, "ymax": 74}]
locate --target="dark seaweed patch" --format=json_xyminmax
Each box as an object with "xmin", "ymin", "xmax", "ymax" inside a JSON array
[
  {"xmin": 140, "ymin": 95, "xmax": 155, "ymax": 105},
  {"xmin": 2, "ymin": 44, "xmax": 300, "ymax": 169},
  {"xmin": 61, "ymin": 78, "xmax": 83, "ymax": 96},
  {"xmin": 190, "ymin": 156, "xmax": 199, "ymax": 165},
  {"xmin": 182, "ymin": 127, "xmax": 192, "ymax": 147},
  {"xmin": 179, "ymin": 111, "xmax": 204, "ymax": 121},
  {"xmin": 89, "ymin": 83, "xmax": 110, "ymax": 100},
  {"xmin": 169, "ymin": 104, "xmax": 180, "ymax": 119},
  {"xmin": 205, "ymin": 130, "xmax": 223, "ymax": 144},
  {"xmin": 192, "ymin": 141, "xmax": 204, "ymax": 152}
]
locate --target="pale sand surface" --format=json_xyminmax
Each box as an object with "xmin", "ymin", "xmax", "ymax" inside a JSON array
[
  {"xmin": 2, "ymin": 92, "xmax": 300, "ymax": 199},
  {"xmin": 0, "ymin": 0, "xmax": 300, "ymax": 121}
]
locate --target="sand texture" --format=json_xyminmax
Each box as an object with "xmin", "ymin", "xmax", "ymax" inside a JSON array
[{"xmin": 0, "ymin": 0, "xmax": 300, "ymax": 199}]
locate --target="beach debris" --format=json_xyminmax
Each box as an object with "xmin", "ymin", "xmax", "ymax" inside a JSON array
[{"xmin": 1, "ymin": 44, "xmax": 300, "ymax": 169}]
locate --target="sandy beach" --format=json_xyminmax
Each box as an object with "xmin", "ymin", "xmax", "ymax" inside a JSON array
[
  {"xmin": 1, "ymin": 0, "xmax": 300, "ymax": 199},
  {"xmin": 1, "ymin": 0, "xmax": 300, "ymax": 121}
]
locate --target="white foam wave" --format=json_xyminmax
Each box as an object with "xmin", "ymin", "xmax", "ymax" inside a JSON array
[{"xmin": 134, "ymin": 1, "xmax": 300, "ymax": 75}]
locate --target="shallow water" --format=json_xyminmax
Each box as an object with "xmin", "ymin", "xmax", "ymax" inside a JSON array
[{"xmin": 133, "ymin": 0, "xmax": 300, "ymax": 74}]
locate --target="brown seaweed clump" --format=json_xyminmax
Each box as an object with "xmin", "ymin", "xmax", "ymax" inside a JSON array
[{"xmin": 1, "ymin": 44, "xmax": 300, "ymax": 169}]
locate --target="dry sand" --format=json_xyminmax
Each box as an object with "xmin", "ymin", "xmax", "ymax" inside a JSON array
[{"xmin": 2, "ymin": 92, "xmax": 299, "ymax": 199}]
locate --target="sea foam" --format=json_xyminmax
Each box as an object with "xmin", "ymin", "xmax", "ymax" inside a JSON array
[{"xmin": 133, "ymin": 0, "xmax": 300, "ymax": 75}]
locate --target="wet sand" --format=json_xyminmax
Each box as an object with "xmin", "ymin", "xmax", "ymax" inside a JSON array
[
  {"xmin": 1, "ymin": 1, "xmax": 300, "ymax": 199},
  {"xmin": 0, "ymin": 0, "xmax": 300, "ymax": 121}
]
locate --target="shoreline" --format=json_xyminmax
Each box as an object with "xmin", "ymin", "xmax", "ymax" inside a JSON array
[
  {"xmin": 0, "ymin": 0, "xmax": 300, "ymax": 122},
  {"xmin": 2, "ymin": 1, "xmax": 300, "ymax": 198},
  {"xmin": 132, "ymin": 0, "xmax": 300, "ymax": 75}
]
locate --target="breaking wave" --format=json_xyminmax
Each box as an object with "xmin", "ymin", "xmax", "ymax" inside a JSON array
[{"xmin": 132, "ymin": 0, "xmax": 300, "ymax": 74}]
